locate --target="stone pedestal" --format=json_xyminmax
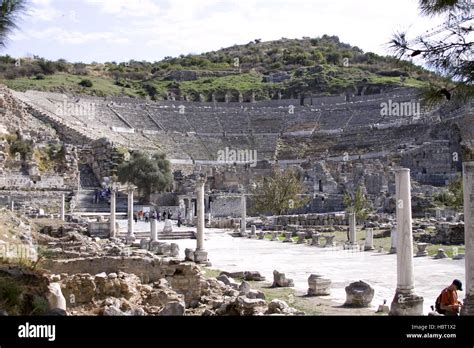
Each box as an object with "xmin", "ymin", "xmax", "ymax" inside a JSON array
[
  {"xmin": 150, "ymin": 218, "xmax": 157, "ymax": 242},
  {"xmin": 249, "ymin": 224, "xmax": 256, "ymax": 238},
  {"xmin": 109, "ymin": 190, "xmax": 116, "ymax": 238},
  {"xmin": 434, "ymin": 248, "xmax": 448, "ymax": 259},
  {"xmin": 163, "ymin": 219, "xmax": 173, "ymax": 233},
  {"xmin": 140, "ymin": 238, "xmax": 150, "ymax": 250},
  {"xmin": 170, "ymin": 243, "xmax": 179, "ymax": 257},
  {"xmin": 272, "ymin": 270, "xmax": 294, "ymax": 287},
  {"xmin": 307, "ymin": 274, "xmax": 331, "ymax": 296},
  {"xmin": 415, "ymin": 243, "xmax": 428, "ymax": 257},
  {"xmin": 462, "ymin": 162, "xmax": 474, "ymax": 315},
  {"xmin": 324, "ymin": 235, "xmax": 335, "ymax": 247},
  {"xmin": 257, "ymin": 231, "xmax": 265, "ymax": 240},
  {"xmin": 184, "ymin": 248, "xmax": 194, "ymax": 261},
  {"xmin": 364, "ymin": 228, "xmax": 375, "ymax": 251},
  {"xmin": 282, "ymin": 232, "xmax": 293, "ymax": 243},
  {"xmin": 311, "ymin": 233, "xmax": 321, "ymax": 246},
  {"xmin": 389, "ymin": 227, "xmax": 397, "ymax": 254},
  {"xmin": 296, "ymin": 232, "xmax": 306, "ymax": 244},
  {"xmin": 194, "ymin": 249, "xmax": 208, "ymax": 263},
  {"xmin": 60, "ymin": 194, "xmax": 65, "ymax": 221},
  {"xmin": 344, "ymin": 281, "xmax": 374, "ymax": 307},
  {"xmin": 270, "ymin": 232, "xmax": 279, "ymax": 241},
  {"xmin": 390, "ymin": 168, "xmax": 423, "ymax": 315}
]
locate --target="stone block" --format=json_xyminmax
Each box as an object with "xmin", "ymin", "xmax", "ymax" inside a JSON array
[
  {"xmin": 307, "ymin": 274, "xmax": 331, "ymax": 296},
  {"xmin": 272, "ymin": 270, "xmax": 294, "ymax": 288},
  {"xmin": 344, "ymin": 281, "xmax": 374, "ymax": 308}
]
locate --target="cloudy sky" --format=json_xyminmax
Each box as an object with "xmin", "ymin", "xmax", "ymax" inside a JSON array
[{"xmin": 4, "ymin": 0, "xmax": 444, "ymax": 63}]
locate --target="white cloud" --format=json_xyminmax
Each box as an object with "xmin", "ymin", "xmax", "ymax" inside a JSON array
[
  {"xmin": 14, "ymin": 27, "xmax": 129, "ymax": 45},
  {"xmin": 84, "ymin": 0, "xmax": 161, "ymax": 17},
  {"xmin": 29, "ymin": 0, "xmax": 61, "ymax": 22}
]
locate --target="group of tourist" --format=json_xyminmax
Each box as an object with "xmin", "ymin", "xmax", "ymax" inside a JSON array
[
  {"xmin": 133, "ymin": 208, "xmax": 183, "ymax": 227},
  {"xmin": 92, "ymin": 187, "xmax": 112, "ymax": 204}
]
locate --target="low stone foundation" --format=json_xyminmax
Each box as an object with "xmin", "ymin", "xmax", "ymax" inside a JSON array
[{"xmin": 42, "ymin": 256, "xmax": 202, "ymax": 305}]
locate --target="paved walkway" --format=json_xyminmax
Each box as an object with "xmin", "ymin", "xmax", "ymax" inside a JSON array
[{"xmin": 169, "ymin": 229, "xmax": 464, "ymax": 315}]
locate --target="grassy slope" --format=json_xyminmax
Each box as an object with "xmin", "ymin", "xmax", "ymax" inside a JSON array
[{"xmin": 1, "ymin": 36, "xmax": 442, "ymax": 100}]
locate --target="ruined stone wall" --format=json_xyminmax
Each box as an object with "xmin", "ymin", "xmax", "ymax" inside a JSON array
[
  {"xmin": 210, "ymin": 195, "xmax": 241, "ymax": 217},
  {"xmin": 275, "ymin": 212, "xmax": 348, "ymax": 226},
  {"xmin": 84, "ymin": 138, "xmax": 124, "ymax": 183},
  {"xmin": 43, "ymin": 256, "xmax": 202, "ymax": 305},
  {"xmin": 0, "ymin": 190, "xmax": 68, "ymax": 213}
]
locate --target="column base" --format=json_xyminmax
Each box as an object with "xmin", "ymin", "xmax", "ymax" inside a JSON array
[
  {"xmin": 125, "ymin": 234, "xmax": 136, "ymax": 245},
  {"xmin": 389, "ymin": 290, "xmax": 424, "ymax": 315},
  {"xmin": 194, "ymin": 249, "xmax": 208, "ymax": 263},
  {"xmin": 343, "ymin": 243, "xmax": 360, "ymax": 251},
  {"xmin": 389, "ymin": 247, "xmax": 397, "ymax": 254},
  {"xmin": 461, "ymin": 294, "xmax": 474, "ymax": 316},
  {"xmin": 364, "ymin": 245, "xmax": 375, "ymax": 251}
]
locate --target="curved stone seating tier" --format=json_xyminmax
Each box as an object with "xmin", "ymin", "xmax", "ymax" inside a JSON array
[
  {"xmin": 110, "ymin": 105, "xmax": 161, "ymax": 131},
  {"xmin": 147, "ymin": 108, "xmax": 192, "ymax": 133},
  {"xmin": 14, "ymin": 89, "xmax": 468, "ymax": 166}
]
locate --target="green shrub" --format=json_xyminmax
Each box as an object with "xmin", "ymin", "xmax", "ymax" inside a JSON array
[
  {"xmin": 31, "ymin": 295, "xmax": 49, "ymax": 315},
  {"xmin": 0, "ymin": 277, "xmax": 22, "ymax": 308},
  {"xmin": 9, "ymin": 138, "xmax": 32, "ymax": 159},
  {"xmin": 79, "ymin": 79, "xmax": 93, "ymax": 87},
  {"xmin": 35, "ymin": 73, "xmax": 45, "ymax": 80}
]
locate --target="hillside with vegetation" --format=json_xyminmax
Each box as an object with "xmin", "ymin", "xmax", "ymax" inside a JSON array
[{"xmin": 0, "ymin": 35, "xmax": 445, "ymax": 101}]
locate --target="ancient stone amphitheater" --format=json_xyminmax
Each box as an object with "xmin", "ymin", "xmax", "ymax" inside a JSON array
[{"xmin": 7, "ymin": 87, "xmax": 474, "ymax": 215}]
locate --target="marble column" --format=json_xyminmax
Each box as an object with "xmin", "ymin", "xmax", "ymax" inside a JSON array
[
  {"xmin": 390, "ymin": 168, "xmax": 423, "ymax": 315},
  {"xmin": 60, "ymin": 194, "xmax": 65, "ymax": 221},
  {"xmin": 186, "ymin": 198, "xmax": 193, "ymax": 224},
  {"xmin": 126, "ymin": 186, "xmax": 135, "ymax": 244},
  {"xmin": 194, "ymin": 177, "xmax": 208, "ymax": 263},
  {"xmin": 389, "ymin": 227, "xmax": 397, "ymax": 254},
  {"xmin": 10, "ymin": 198, "xmax": 14, "ymax": 212},
  {"xmin": 364, "ymin": 228, "xmax": 375, "ymax": 251},
  {"xmin": 150, "ymin": 218, "xmax": 157, "ymax": 243},
  {"xmin": 109, "ymin": 190, "xmax": 116, "ymax": 238},
  {"xmin": 462, "ymin": 162, "xmax": 474, "ymax": 315},
  {"xmin": 240, "ymin": 194, "xmax": 247, "ymax": 236},
  {"xmin": 349, "ymin": 213, "xmax": 356, "ymax": 244}
]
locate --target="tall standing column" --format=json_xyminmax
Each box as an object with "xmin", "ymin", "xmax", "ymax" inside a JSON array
[
  {"xmin": 109, "ymin": 189, "xmax": 116, "ymax": 238},
  {"xmin": 186, "ymin": 198, "xmax": 193, "ymax": 224},
  {"xmin": 194, "ymin": 177, "xmax": 208, "ymax": 263},
  {"xmin": 240, "ymin": 194, "xmax": 247, "ymax": 236},
  {"xmin": 10, "ymin": 198, "xmax": 14, "ymax": 212},
  {"xmin": 349, "ymin": 212, "xmax": 356, "ymax": 244},
  {"xmin": 126, "ymin": 186, "xmax": 135, "ymax": 244},
  {"xmin": 150, "ymin": 218, "xmax": 157, "ymax": 243},
  {"xmin": 60, "ymin": 194, "xmax": 65, "ymax": 221},
  {"xmin": 389, "ymin": 226, "xmax": 397, "ymax": 254},
  {"xmin": 390, "ymin": 168, "xmax": 423, "ymax": 315},
  {"xmin": 462, "ymin": 162, "xmax": 474, "ymax": 315}
]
